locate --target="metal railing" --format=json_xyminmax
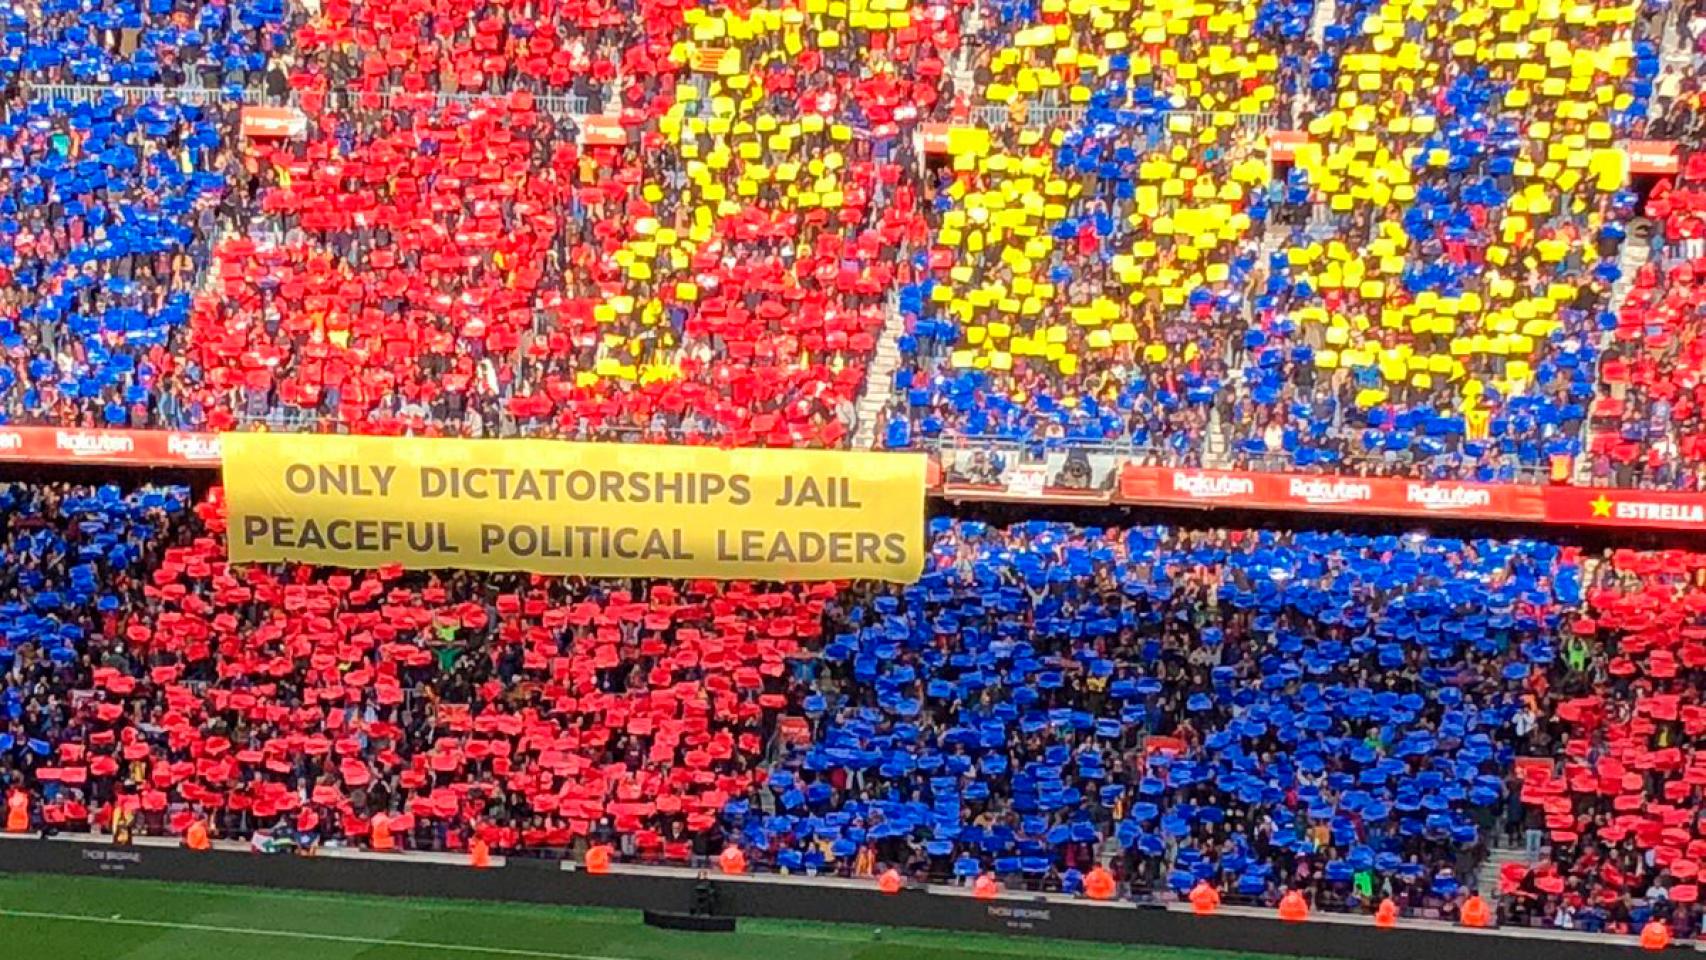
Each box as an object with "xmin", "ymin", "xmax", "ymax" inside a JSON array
[
  {"xmin": 230, "ymin": 407, "xmax": 873, "ymax": 448},
  {"xmin": 971, "ymin": 104, "xmax": 1278, "ymax": 133},
  {"xmin": 296, "ymin": 88, "xmax": 592, "ymax": 117},
  {"xmin": 23, "ymin": 83, "xmax": 269, "ymax": 106},
  {"xmin": 231, "ymin": 408, "xmax": 725, "ymax": 441},
  {"xmin": 908, "ymin": 424, "xmax": 1564, "ymax": 484},
  {"xmin": 14, "ymin": 829, "xmax": 1656, "ymax": 945},
  {"xmin": 20, "ymin": 81, "xmax": 593, "ymax": 118},
  {"xmin": 1224, "ymin": 447, "xmax": 1556, "ymax": 485},
  {"xmin": 926, "ymin": 433, "xmax": 1161, "ymax": 493},
  {"xmin": 23, "ymin": 85, "xmax": 1268, "ymax": 137},
  {"xmin": 922, "ymin": 433, "xmax": 1158, "ymax": 459}
]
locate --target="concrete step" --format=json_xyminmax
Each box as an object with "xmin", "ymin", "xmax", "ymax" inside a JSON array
[
  {"xmin": 1309, "ymin": 0, "xmax": 1338, "ymax": 45},
  {"xmin": 1575, "ymin": 231, "xmax": 1654, "ymax": 483},
  {"xmin": 850, "ymin": 289, "xmax": 909, "ymax": 449},
  {"xmin": 1482, "ymin": 844, "xmax": 1533, "ymax": 905}
]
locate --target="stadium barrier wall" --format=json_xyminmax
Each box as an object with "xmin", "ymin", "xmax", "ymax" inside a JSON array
[
  {"xmin": 0, "ymin": 835, "xmax": 1667, "ymax": 960},
  {"xmin": 12, "ymin": 426, "xmax": 1706, "ymax": 533}
]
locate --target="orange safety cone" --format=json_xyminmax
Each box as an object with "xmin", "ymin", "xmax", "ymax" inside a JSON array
[{"xmin": 878, "ymin": 868, "xmax": 903, "ymax": 894}]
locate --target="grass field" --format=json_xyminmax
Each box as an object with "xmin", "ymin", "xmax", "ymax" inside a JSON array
[{"xmin": 0, "ymin": 872, "xmax": 1327, "ymax": 960}]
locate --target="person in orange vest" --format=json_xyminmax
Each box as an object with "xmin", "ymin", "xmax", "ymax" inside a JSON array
[
  {"xmin": 1084, "ymin": 865, "xmax": 1117, "ymax": 901},
  {"xmin": 370, "ymin": 811, "xmax": 395, "ymax": 852},
  {"xmin": 877, "ymin": 867, "xmax": 904, "ymax": 894},
  {"xmin": 1374, "ymin": 898, "xmax": 1399, "ymax": 928},
  {"xmin": 1641, "ymin": 918, "xmax": 1672, "ymax": 951},
  {"xmin": 469, "ymin": 835, "xmax": 491, "ymax": 869},
  {"xmin": 1188, "ymin": 880, "xmax": 1221, "ymax": 915},
  {"xmin": 718, "ymin": 845, "xmax": 747, "ymax": 875},
  {"xmin": 1277, "ymin": 888, "xmax": 1310, "ymax": 922},
  {"xmin": 972, "ymin": 873, "xmax": 1000, "ymax": 899},
  {"xmin": 1460, "ymin": 891, "xmax": 1491, "ymax": 928},
  {"xmin": 184, "ymin": 815, "xmax": 211, "ymax": 851},
  {"xmin": 585, "ymin": 844, "xmax": 612, "ymax": 875},
  {"xmin": 5, "ymin": 788, "xmax": 28, "ymax": 833}
]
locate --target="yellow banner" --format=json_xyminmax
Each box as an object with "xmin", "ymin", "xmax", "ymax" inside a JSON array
[{"xmin": 221, "ymin": 434, "xmax": 926, "ymax": 583}]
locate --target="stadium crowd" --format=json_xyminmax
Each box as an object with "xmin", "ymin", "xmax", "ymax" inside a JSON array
[
  {"xmin": 0, "ymin": 93, "xmax": 249, "ymax": 430},
  {"xmin": 2, "ymin": 0, "xmax": 1706, "ymax": 947},
  {"xmin": 0, "ymin": 485, "xmax": 1702, "ymax": 939},
  {"xmin": 183, "ymin": 0, "xmax": 956, "ymax": 444},
  {"xmin": 0, "ymin": 0, "xmax": 288, "ymax": 86},
  {"xmin": 0, "ymin": 482, "xmax": 818, "ymax": 860},
  {"xmin": 0, "ymin": 0, "xmax": 1701, "ymax": 489}
]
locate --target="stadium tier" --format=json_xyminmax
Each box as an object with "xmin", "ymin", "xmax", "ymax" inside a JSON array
[
  {"xmin": 0, "ymin": 94, "xmax": 247, "ymax": 430},
  {"xmin": 0, "ymin": 0, "xmax": 1690, "ymax": 492},
  {"xmin": 6, "ymin": 0, "xmax": 1706, "ymax": 953},
  {"xmin": 187, "ymin": 0, "xmax": 953, "ymax": 443},
  {"xmin": 0, "ymin": 489, "xmax": 1702, "ymax": 937},
  {"xmin": 1592, "ymin": 156, "xmax": 1706, "ymax": 487},
  {"xmin": 884, "ymin": 0, "xmax": 1664, "ymax": 484}
]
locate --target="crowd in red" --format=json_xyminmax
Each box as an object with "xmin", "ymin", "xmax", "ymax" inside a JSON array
[
  {"xmin": 1588, "ymin": 155, "xmax": 1706, "ymax": 488},
  {"xmin": 1503, "ymin": 547, "xmax": 1706, "ymax": 931},
  {"xmin": 158, "ymin": 0, "xmax": 961, "ymax": 445},
  {"xmin": 8, "ymin": 485, "xmax": 823, "ymax": 859}
]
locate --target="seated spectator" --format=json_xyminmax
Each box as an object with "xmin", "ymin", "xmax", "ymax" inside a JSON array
[
  {"xmin": 1505, "ymin": 545, "xmax": 1706, "ymax": 938},
  {"xmin": 1, "ymin": 484, "xmax": 1704, "ymax": 941},
  {"xmin": 0, "ymin": 482, "xmax": 189, "ymax": 836},
  {"xmin": 946, "ymin": 448, "xmax": 1005, "ymax": 484},
  {"xmin": 1054, "ymin": 448, "xmax": 1092, "ymax": 488},
  {"xmin": 741, "ymin": 519, "xmax": 1564, "ymax": 902}
]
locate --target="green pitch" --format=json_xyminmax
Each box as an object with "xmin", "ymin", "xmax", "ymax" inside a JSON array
[{"xmin": 0, "ymin": 872, "xmax": 1322, "ymax": 960}]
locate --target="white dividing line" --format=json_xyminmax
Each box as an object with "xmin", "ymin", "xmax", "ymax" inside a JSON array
[{"xmin": 0, "ymin": 908, "xmax": 629, "ymax": 960}]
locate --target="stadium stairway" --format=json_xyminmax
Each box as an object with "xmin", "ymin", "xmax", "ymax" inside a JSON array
[
  {"xmin": 952, "ymin": 2, "xmax": 981, "ymax": 99},
  {"xmin": 1572, "ymin": 228, "xmax": 1653, "ymax": 484},
  {"xmin": 853, "ymin": 289, "xmax": 910, "ymax": 448},
  {"xmin": 1208, "ymin": 223, "xmax": 1299, "ymax": 468},
  {"xmin": 1203, "ymin": 401, "xmax": 1236, "ymax": 467},
  {"xmin": 1604, "ymin": 229, "xmax": 1653, "ymax": 332},
  {"xmin": 1659, "ymin": 0, "xmax": 1692, "ymax": 62},
  {"xmin": 1482, "ymin": 844, "xmax": 1533, "ymax": 915},
  {"xmin": 1309, "ymin": 0, "xmax": 1336, "ymax": 46}
]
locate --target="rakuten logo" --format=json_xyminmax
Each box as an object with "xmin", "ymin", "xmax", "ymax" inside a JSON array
[
  {"xmin": 1405, "ymin": 484, "xmax": 1491, "ymax": 511},
  {"xmin": 1287, "ymin": 478, "xmax": 1372, "ymax": 505},
  {"xmin": 166, "ymin": 434, "xmax": 222, "ymax": 461},
  {"xmin": 55, "ymin": 430, "xmax": 134, "ymax": 457},
  {"xmin": 1171, "ymin": 472, "xmax": 1254, "ymax": 499},
  {"xmin": 0, "ymin": 431, "xmax": 23, "ymax": 451}
]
